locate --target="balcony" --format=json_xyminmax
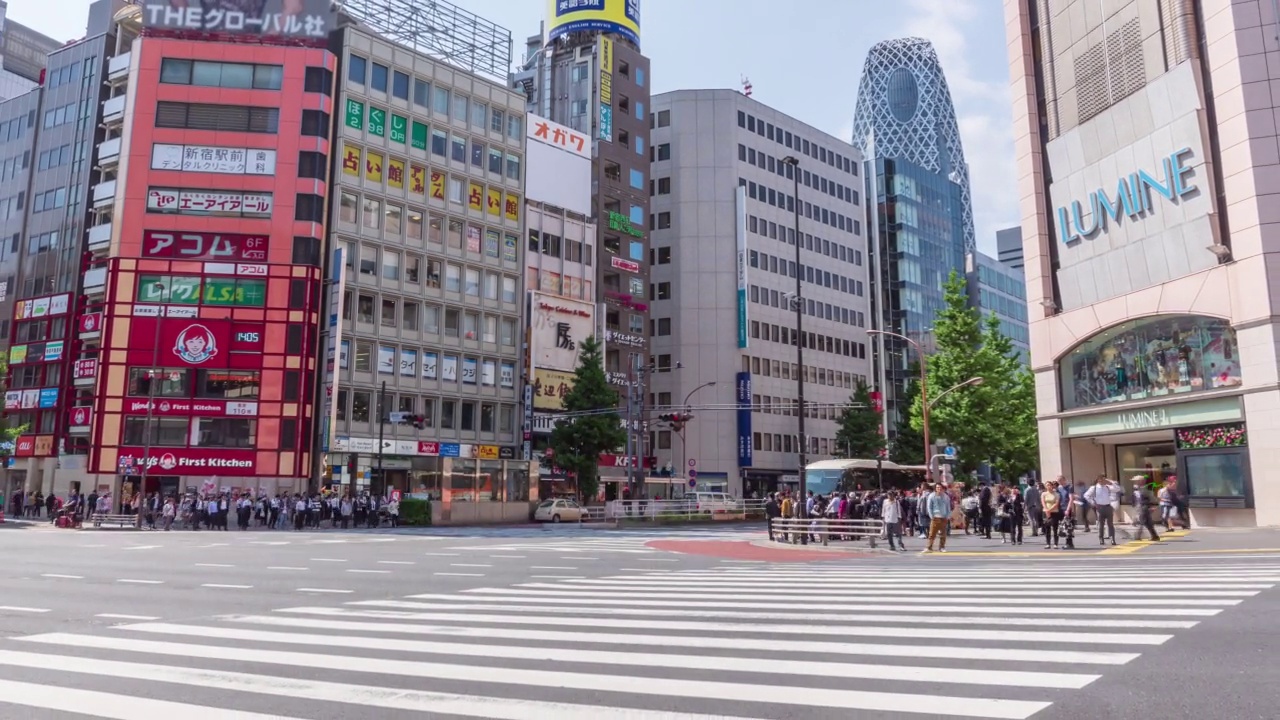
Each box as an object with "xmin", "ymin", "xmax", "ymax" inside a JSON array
[
  {"xmin": 101, "ymin": 95, "xmax": 125, "ymax": 124},
  {"xmin": 82, "ymin": 267, "xmax": 108, "ymax": 295},
  {"xmin": 96, "ymin": 137, "xmax": 120, "ymax": 166},
  {"xmin": 86, "ymin": 221, "xmax": 112, "ymax": 251},
  {"xmin": 107, "ymin": 52, "xmax": 131, "ymax": 83},
  {"xmin": 92, "ymin": 179, "xmax": 115, "ymax": 207}
]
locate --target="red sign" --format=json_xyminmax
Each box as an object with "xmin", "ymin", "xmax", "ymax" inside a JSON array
[
  {"xmin": 68, "ymin": 406, "xmax": 93, "ymax": 428},
  {"xmin": 124, "ymin": 399, "xmax": 259, "ymax": 417},
  {"xmin": 129, "ymin": 319, "xmax": 233, "ymax": 367},
  {"xmin": 14, "ymin": 436, "xmax": 34, "ymax": 457},
  {"xmin": 869, "ymin": 390, "xmax": 883, "ymax": 413},
  {"xmin": 417, "ymin": 441, "xmax": 440, "ymax": 455},
  {"xmin": 598, "ymin": 453, "xmax": 654, "ymax": 469},
  {"xmin": 610, "ymin": 256, "xmax": 641, "ymax": 273},
  {"xmin": 142, "ymin": 231, "xmax": 269, "ymax": 262},
  {"xmin": 73, "ymin": 359, "xmax": 98, "ymax": 379},
  {"xmin": 79, "ymin": 312, "xmax": 103, "ymax": 334},
  {"xmin": 115, "ymin": 448, "xmax": 260, "ymax": 476}
]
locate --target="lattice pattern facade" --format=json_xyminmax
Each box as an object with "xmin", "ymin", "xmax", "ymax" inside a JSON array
[{"xmin": 852, "ymin": 37, "xmax": 975, "ymax": 254}]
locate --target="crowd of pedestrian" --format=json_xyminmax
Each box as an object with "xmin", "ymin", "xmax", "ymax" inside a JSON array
[{"xmin": 760, "ymin": 472, "xmax": 1191, "ymax": 553}]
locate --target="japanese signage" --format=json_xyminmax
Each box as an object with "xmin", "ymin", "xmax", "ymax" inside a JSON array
[
  {"xmin": 344, "ymin": 99, "xmax": 363, "ymax": 130},
  {"xmin": 127, "ymin": 319, "xmax": 245, "ymax": 367},
  {"xmin": 530, "ymin": 292, "xmax": 595, "ymax": 373},
  {"xmin": 735, "ymin": 184, "xmax": 749, "ymax": 348},
  {"xmin": 151, "ymin": 144, "xmax": 276, "ymax": 175},
  {"xmin": 410, "ymin": 165, "xmax": 426, "ymax": 195},
  {"xmin": 605, "ymin": 329, "xmax": 644, "ymax": 348},
  {"xmin": 79, "ymin": 313, "xmax": 102, "ymax": 334},
  {"xmin": 365, "ymin": 151, "xmax": 383, "ymax": 183},
  {"xmin": 342, "ymin": 144, "xmax": 360, "ymax": 176},
  {"xmin": 608, "ymin": 211, "xmax": 644, "ymax": 238},
  {"xmin": 141, "ymin": 0, "xmax": 335, "ymax": 40},
  {"xmin": 532, "ymin": 368, "xmax": 576, "ymax": 411},
  {"xmin": 430, "ymin": 171, "xmax": 445, "ymax": 201},
  {"xmin": 527, "ymin": 115, "xmax": 590, "ymax": 160},
  {"xmin": 115, "ymin": 448, "xmax": 261, "ymax": 476},
  {"xmin": 15, "ymin": 435, "xmax": 56, "ymax": 458},
  {"xmin": 549, "ymin": 0, "xmax": 641, "ymax": 48},
  {"xmin": 368, "ymin": 106, "xmax": 386, "ymax": 137},
  {"xmin": 73, "ymin": 359, "xmax": 98, "ymax": 380},
  {"xmin": 411, "ymin": 122, "xmax": 428, "ymax": 151},
  {"xmin": 387, "ymin": 158, "xmax": 405, "ymax": 190},
  {"xmin": 468, "ymin": 182, "xmax": 484, "ymax": 212},
  {"xmin": 8, "ymin": 342, "xmax": 64, "ymax": 364},
  {"xmin": 486, "ymin": 187, "xmax": 502, "ymax": 216},
  {"xmin": 390, "ymin": 114, "xmax": 407, "ymax": 144},
  {"xmin": 148, "ymin": 188, "xmax": 273, "ymax": 217},
  {"xmin": 736, "ymin": 372, "xmax": 753, "ymax": 467},
  {"xmin": 142, "ymin": 231, "xmax": 268, "ymax": 262},
  {"xmin": 525, "ymin": 112, "xmax": 592, "ymax": 215},
  {"xmin": 124, "ymin": 399, "xmax": 259, "ymax": 417},
  {"xmin": 610, "ymin": 256, "xmax": 640, "ymax": 273},
  {"xmin": 136, "ymin": 275, "xmax": 267, "ymax": 307},
  {"xmin": 422, "ymin": 352, "xmax": 438, "ymax": 380},
  {"xmin": 14, "ymin": 293, "xmax": 70, "ymax": 321},
  {"xmin": 504, "ymin": 192, "xmax": 520, "ymax": 222},
  {"xmin": 598, "ymin": 36, "xmax": 613, "ymax": 143}
]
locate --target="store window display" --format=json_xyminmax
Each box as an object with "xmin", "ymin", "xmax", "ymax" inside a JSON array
[{"xmin": 1059, "ymin": 315, "xmax": 1241, "ymax": 410}]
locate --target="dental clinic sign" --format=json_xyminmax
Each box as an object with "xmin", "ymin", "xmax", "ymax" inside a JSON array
[{"xmin": 1057, "ymin": 147, "xmax": 1196, "ymax": 244}]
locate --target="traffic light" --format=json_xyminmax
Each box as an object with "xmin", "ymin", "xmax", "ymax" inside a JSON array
[
  {"xmin": 346, "ymin": 455, "xmax": 358, "ymax": 480},
  {"xmin": 659, "ymin": 412, "xmax": 694, "ymax": 432}
]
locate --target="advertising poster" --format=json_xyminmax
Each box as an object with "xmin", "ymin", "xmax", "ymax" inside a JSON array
[{"xmin": 529, "ymin": 292, "xmax": 595, "ymax": 373}]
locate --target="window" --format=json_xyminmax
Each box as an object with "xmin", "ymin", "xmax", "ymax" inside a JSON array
[
  {"xmin": 304, "ymin": 66, "xmax": 332, "ymax": 94},
  {"xmin": 488, "ymin": 148, "xmax": 503, "ymax": 174},
  {"xmin": 347, "ymin": 54, "xmax": 367, "ymax": 84},
  {"xmin": 471, "ymin": 101, "xmax": 487, "ymax": 128},
  {"xmin": 413, "ymin": 78, "xmax": 430, "ymax": 107},
  {"xmin": 127, "ymin": 368, "xmax": 190, "ymax": 398},
  {"xmin": 339, "ymin": 192, "xmax": 358, "ymax": 223},
  {"xmin": 431, "ymin": 129, "xmax": 447, "ymax": 156},
  {"xmin": 357, "ymin": 294, "xmax": 375, "ymax": 323},
  {"xmin": 491, "ymin": 108, "xmax": 505, "ymax": 134},
  {"xmin": 460, "ymin": 401, "xmax": 476, "ymax": 431},
  {"xmin": 405, "ymin": 255, "xmax": 421, "ymax": 284},
  {"xmin": 444, "ymin": 308, "xmax": 460, "ymax": 337},
  {"xmin": 440, "ymin": 400, "xmax": 456, "ymax": 429},
  {"xmin": 656, "ymin": 282, "xmax": 671, "ymax": 300},
  {"xmin": 502, "ymin": 276, "xmax": 516, "ymax": 303},
  {"xmin": 483, "ymin": 272, "xmax": 498, "ymax": 300},
  {"xmin": 445, "ymin": 263, "xmax": 462, "ymax": 292},
  {"xmin": 359, "ymin": 247, "xmax": 377, "ymax": 276},
  {"xmin": 392, "ymin": 70, "xmax": 409, "ymax": 99},
  {"xmin": 656, "ymin": 177, "xmax": 671, "ymax": 195},
  {"xmin": 424, "ymin": 305, "xmax": 440, "ymax": 334},
  {"xmin": 370, "ymin": 62, "xmax": 388, "ymax": 92},
  {"xmin": 352, "ymin": 391, "xmax": 371, "ymax": 422},
  {"xmin": 362, "ymin": 198, "xmax": 381, "ymax": 229},
  {"xmin": 508, "ymin": 114, "xmax": 522, "ymax": 138},
  {"xmin": 381, "ymin": 299, "xmax": 397, "ymax": 328},
  {"xmin": 161, "ymin": 59, "xmax": 284, "ymax": 89},
  {"xmin": 123, "ymin": 417, "xmax": 188, "ymax": 446},
  {"xmin": 155, "ymin": 102, "xmax": 279, "ymax": 133},
  {"xmin": 629, "ymin": 168, "xmax": 644, "ymax": 189},
  {"xmin": 407, "ymin": 209, "xmax": 423, "ymax": 242},
  {"xmin": 433, "ymin": 86, "xmax": 450, "ymax": 114},
  {"xmin": 385, "ymin": 204, "xmax": 403, "ymax": 236},
  {"xmin": 382, "ymin": 251, "xmax": 400, "ymax": 281},
  {"xmin": 402, "ymin": 302, "xmax": 419, "ymax": 331},
  {"xmin": 506, "ymin": 153, "xmax": 521, "ymax": 180},
  {"xmin": 464, "ymin": 267, "xmax": 480, "ymax": 297}
]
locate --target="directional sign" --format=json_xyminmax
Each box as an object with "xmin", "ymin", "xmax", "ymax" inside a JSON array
[
  {"xmin": 944, "ymin": 445, "xmax": 957, "ymax": 459},
  {"xmin": 688, "ymin": 478, "xmax": 697, "ymax": 488},
  {"xmin": 689, "ymin": 469, "xmax": 697, "ymax": 479}
]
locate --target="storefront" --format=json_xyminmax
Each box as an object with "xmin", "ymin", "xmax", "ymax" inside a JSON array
[{"xmin": 1053, "ymin": 315, "xmax": 1254, "ymax": 525}]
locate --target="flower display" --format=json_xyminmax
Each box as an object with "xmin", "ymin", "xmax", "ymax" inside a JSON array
[{"xmin": 1175, "ymin": 423, "xmax": 1247, "ymax": 450}]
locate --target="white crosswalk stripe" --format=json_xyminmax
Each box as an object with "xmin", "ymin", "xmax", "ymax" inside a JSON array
[
  {"xmin": 1, "ymin": 562, "xmax": 1275, "ymax": 719},
  {"xmin": 447, "ymin": 529, "xmax": 761, "ymax": 554}
]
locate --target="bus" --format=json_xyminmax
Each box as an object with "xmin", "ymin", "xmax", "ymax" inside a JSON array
[{"xmin": 803, "ymin": 459, "xmax": 931, "ymax": 496}]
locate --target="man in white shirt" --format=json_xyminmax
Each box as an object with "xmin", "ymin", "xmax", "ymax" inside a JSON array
[
  {"xmin": 1083, "ymin": 475, "xmax": 1118, "ymax": 545},
  {"xmin": 881, "ymin": 490, "xmax": 905, "ymax": 551}
]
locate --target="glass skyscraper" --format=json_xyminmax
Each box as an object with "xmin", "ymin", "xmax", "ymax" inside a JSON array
[{"xmin": 853, "ymin": 37, "xmax": 974, "ymax": 436}]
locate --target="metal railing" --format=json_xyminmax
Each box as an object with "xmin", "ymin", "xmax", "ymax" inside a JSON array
[
  {"xmin": 768, "ymin": 517, "xmax": 883, "ymax": 548},
  {"xmin": 600, "ymin": 498, "xmax": 768, "ymax": 522}
]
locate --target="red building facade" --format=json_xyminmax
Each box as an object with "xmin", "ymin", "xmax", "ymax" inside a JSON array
[{"xmin": 83, "ymin": 35, "xmax": 335, "ymax": 498}]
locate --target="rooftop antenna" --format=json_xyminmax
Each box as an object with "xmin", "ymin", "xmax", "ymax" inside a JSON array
[{"xmin": 741, "ymin": 75, "xmax": 752, "ymax": 97}]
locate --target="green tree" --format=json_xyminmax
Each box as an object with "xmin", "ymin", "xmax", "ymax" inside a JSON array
[
  {"xmin": 548, "ymin": 335, "xmax": 626, "ymax": 502},
  {"xmin": 889, "ymin": 372, "xmax": 925, "ymax": 465},
  {"xmin": 835, "ymin": 379, "xmax": 884, "ymax": 459},
  {"xmin": 982, "ymin": 313, "xmax": 1040, "ymax": 481},
  {"xmin": 0, "ymin": 351, "xmax": 26, "ymax": 458}
]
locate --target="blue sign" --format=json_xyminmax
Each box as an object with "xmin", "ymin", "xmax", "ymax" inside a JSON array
[
  {"xmin": 944, "ymin": 445, "xmax": 956, "ymax": 459},
  {"xmin": 38, "ymin": 388, "xmax": 59, "ymax": 409},
  {"xmin": 599, "ymin": 104, "xmax": 613, "ymax": 142},
  {"xmin": 439, "ymin": 443, "xmax": 461, "ymax": 458},
  {"xmin": 735, "ymin": 372, "xmax": 753, "ymax": 467},
  {"xmin": 1057, "ymin": 147, "xmax": 1196, "ymax": 244}
]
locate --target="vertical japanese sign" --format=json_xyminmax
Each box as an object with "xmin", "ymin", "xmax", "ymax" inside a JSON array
[
  {"xmin": 735, "ymin": 184, "xmax": 749, "ymax": 349},
  {"xmin": 322, "ymin": 247, "xmax": 346, "ymax": 454},
  {"xmin": 344, "ymin": 99, "xmax": 364, "ymax": 130},
  {"xmin": 598, "ymin": 36, "xmax": 613, "ymax": 143},
  {"xmin": 411, "ymin": 122, "xmax": 428, "ymax": 151},
  {"xmin": 368, "ymin": 106, "xmax": 386, "ymax": 137},
  {"xmin": 736, "ymin": 372, "xmax": 753, "ymax": 467},
  {"xmin": 389, "ymin": 114, "xmax": 407, "ymax": 144}
]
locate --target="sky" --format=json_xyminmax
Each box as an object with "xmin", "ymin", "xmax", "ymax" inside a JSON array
[{"xmin": 10, "ymin": 0, "xmax": 1017, "ymax": 255}]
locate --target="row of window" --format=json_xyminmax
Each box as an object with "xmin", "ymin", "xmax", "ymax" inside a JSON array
[
  {"xmin": 344, "ymin": 294, "xmax": 519, "ymax": 346},
  {"xmin": 977, "ymin": 263, "xmax": 1028, "ymax": 300},
  {"xmin": 346, "ymin": 52, "xmax": 522, "ymax": 140},
  {"xmin": 160, "ymin": 59, "xmax": 284, "ymax": 91},
  {"xmin": 122, "ymin": 416, "xmax": 261, "ymax": 449},
  {"xmin": 747, "ymin": 213, "xmax": 862, "ymax": 267},
  {"xmin": 526, "ymin": 269, "xmax": 595, "ymax": 303},
  {"xmin": 977, "ymin": 287, "xmax": 1029, "ymax": 324},
  {"xmin": 36, "ymin": 144, "xmax": 69, "ymax": 171},
  {"xmin": 342, "ymin": 240, "xmax": 519, "ymax": 296},
  {"xmin": 526, "ymin": 230, "xmax": 594, "ymax": 265},
  {"xmin": 344, "ymin": 342, "xmax": 515, "ymax": 389},
  {"xmin": 155, "ymin": 102, "xmax": 322, "ymax": 136},
  {"xmin": 0, "ymin": 151, "xmax": 28, "ymax": 181},
  {"xmin": 0, "ymin": 192, "xmax": 22, "ymax": 221},
  {"xmin": 126, "ymin": 368, "xmax": 290, "ymax": 402},
  {"xmin": 42, "ymin": 102, "xmax": 79, "ymax": 130},
  {"xmin": 335, "ymin": 388, "xmax": 515, "ymax": 435},
  {"xmin": 0, "ymin": 112, "xmax": 33, "ymax": 143},
  {"xmin": 46, "ymin": 63, "xmax": 79, "ymax": 89},
  {"xmin": 748, "ymin": 248, "xmax": 865, "ymax": 298},
  {"xmin": 335, "ymin": 198, "xmax": 519, "ymax": 267},
  {"xmin": 30, "ymin": 187, "xmax": 66, "ymax": 214},
  {"xmin": 736, "ymin": 109, "xmax": 859, "ymax": 178},
  {"xmin": 738, "ymin": 143, "xmax": 858, "ymax": 206},
  {"xmin": 749, "ymin": 284, "xmax": 868, "ymax": 332},
  {"xmin": 740, "ymin": 177, "xmax": 860, "ymax": 235},
  {"xmin": 747, "ymin": 313, "xmax": 869, "ymax": 359},
  {"xmin": 750, "ymin": 393, "xmax": 866, "ymax": 423},
  {"xmin": 750, "ymin": 431, "xmax": 839, "ymax": 459},
  {"xmin": 744, "ymin": 355, "xmax": 866, "ymax": 394}
]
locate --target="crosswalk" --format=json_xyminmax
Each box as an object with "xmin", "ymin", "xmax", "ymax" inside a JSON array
[
  {"xmin": 1, "ymin": 561, "xmax": 1276, "ymax": 719},
  {"xmin": 445, "ymin": 528, "xmax": 761, "ymax": 554}
]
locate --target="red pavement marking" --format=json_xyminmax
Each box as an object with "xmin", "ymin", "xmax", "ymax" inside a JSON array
[{"xmin": 645, "ymin": 539, "xmax": 872, "ymax": 562}]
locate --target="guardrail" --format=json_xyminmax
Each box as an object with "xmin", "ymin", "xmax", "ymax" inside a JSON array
[
  {"xmin": 768, "ymin": 517, "xmax": 883, "ymax": 548},
  {"xmin": 603, "ymin": 498, "xmax": 767, "ymax": 522}
]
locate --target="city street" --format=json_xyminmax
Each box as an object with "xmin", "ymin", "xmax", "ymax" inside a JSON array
[{"xmin": 1, "ymin": 521, "xmax": 1279, "ymax": 718}]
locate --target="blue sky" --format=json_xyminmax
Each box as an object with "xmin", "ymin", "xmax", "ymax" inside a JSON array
[{"xmin": 16, "ymin": 0, "xmax": 1016, "ymax": 254}]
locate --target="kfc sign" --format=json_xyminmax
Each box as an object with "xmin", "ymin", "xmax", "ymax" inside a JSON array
[
  {"xmin": 599, "ymin": 453, "xmax": 655, "ymax": 469},
  {"xmin": 143, "ymin": 231, "xmax": 268, "ymax": 262},
  {"xmin": 117, "ymin": 448, "xmax": 259, "ymax": 476}
]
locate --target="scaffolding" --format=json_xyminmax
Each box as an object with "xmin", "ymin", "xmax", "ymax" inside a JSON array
[{"xmin": 340, "ymin": 0, "xmax": 512, "ymax": 82}]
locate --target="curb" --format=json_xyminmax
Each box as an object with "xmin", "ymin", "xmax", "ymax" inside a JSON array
[{"xmin": 748, "ymin": 538, "xmax": 894, "ymax": 555}]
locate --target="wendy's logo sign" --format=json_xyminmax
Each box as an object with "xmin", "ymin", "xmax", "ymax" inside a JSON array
[{"xmin": 173, "ymin": 324, "xmax": 218, "ymax": 364}]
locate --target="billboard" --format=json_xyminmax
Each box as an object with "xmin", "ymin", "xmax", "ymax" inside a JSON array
[
  {"xmin": 127, "ymin": 319, "xmax": 265, "ymax": 367},
  {"xmin": 736, "ymin": 372, "xmax": 753, "ymax": 467},
  {"xmin": 532, "ymin": 368, "xmax": 577, "ymax": 411},
  {"xmin": 140, "ymin": 0, "xmax": 335, "ymax": 41},
  {"xmin": 529, "ymin": 292, "xmax": 595, "ymax": 373},
  {"xmin": 547, "ymin": 0, "xmax": 640, "ymax": 49},
  {"xmin": 598, "ymin": 36, "xmax": 613, "ymax": 143},
  {"xmin": 115, "ymin": 448, "xmax": 262, "ymax": 476},
  {"xmin": 142, "ymin": 231, "xmax": 269, "ymax": 262},
  {"xmin": 147, "ymin": 188, "xmax": 273, "ymax": 218},
  {"xmin": 525, "ymin": 114, "xmax": 592, "ymax": 216},
  {"xmin": 734, "ymin": 184, "xmax": 749, "ymax": 348},
  {"xmin": 151, "ymin": 144, "xmax": 276, "ymax": 175}
]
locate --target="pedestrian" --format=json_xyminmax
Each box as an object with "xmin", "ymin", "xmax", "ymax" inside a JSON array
[
  {"xmin": 293, "ymin": 495, "xmax": 306, "ymax": 531},
  {"xmin": 1158, "ymin": 479, "xmax": 1179, "ymax": 532},
  {"xmin": 915, "ymin": 484, "xmax": 931, "ymax": 539},
  {"xmin": 922, "ymin": 483, "xmax": 952, "ymax": 554},
  {"xmin": 340, "ymin": 494, "xmax": 353, "ymax": 529},
  {"xmin": 1132, "ymin": 478, "xmax": 1162, "ymax": 542},
  {"xmin": 1042, "ymin": 480, "xmax": 1062, "ymax": 549},
  {"xmin": 961, "ymin": 491, "xmax": 980, "ymax": 535},
  {"xmin": 978, "ymin": 484, "xmax": 994, "ymax": 539},
  {"xmin": 1075, "ymin": 481, "xmax": 1092, "ymax": 532},
  {"xmin": 882, "ymin": 489, "xmax": 905, "ymax": 551},
  {"xmin": 1062, "ymin": 489, "xmax": 1077, "ymax": 550},
  {"xmin": 1005, "ymin": 486, "xmax": 1025, "ymax": 545},
  {"xmin": 1084, "ymin": 475, "xmax": 1119, "ymax": 545},
  {"xmin": 765, "ymin": 493, "xmax": 780, "ymax": 541}
]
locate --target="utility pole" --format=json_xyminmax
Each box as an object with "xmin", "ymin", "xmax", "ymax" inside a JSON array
[
  {"xmin": 376, "ymin": 380, "xmax": 387, "ymax": 499},
  {"xmin": 783, "ymin": 156, "xmax": 807, "ymax": 531}
]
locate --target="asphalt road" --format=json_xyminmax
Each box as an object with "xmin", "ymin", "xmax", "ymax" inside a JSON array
[{"xmin": 1, "ymin": 520, "xmax": 1278, "ymax": 719}]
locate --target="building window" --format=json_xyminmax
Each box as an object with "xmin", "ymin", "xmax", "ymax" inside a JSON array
[
  {"xmin": 160, "ymin": 59, "xmax": 283, "ymax": 89},
  {"xmin": 370, "ymin": 62, "xmax": 388, "ymax": 92},
  {"xmin": 656, "ymin": 177, "xmax": 670, "ymax": 195},
  {"xmin": 629, "ymin": 168, "xmax": 644, "ymax": 189},
  {"xmin": 413, "ymin": 78, "xmax": 430, "ymax": 107},
  {"xmin": 392, "ymin": 70, "xmax": 409, "ymax": 99},
  {"xmin": 347, "ymin": 54, "xmax": 367, "ymax": 84},
  {"xmin": 155, "ymin": 102, "xmax": 279, "ymax": 133},
  {"xmin": 301, "ymin": 110, "xmax": 329, "ymax": 137},
  {"xmin": 304, "ymin": 66, "xmax": 332, "ymax": 94},
  {"xmin": 352, "ymin": 391, "xmax": 371, "ymax": 422}
]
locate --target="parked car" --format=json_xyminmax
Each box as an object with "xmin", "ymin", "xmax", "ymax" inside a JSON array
[
  {"xmin": 689, "ymin": 492, "xmax": 738, "ymax": 515},
  {"xmin": 534, "ymin": 498, "xmax": 583, "ymax": 523}
]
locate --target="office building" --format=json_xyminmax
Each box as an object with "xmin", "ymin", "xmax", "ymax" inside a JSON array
[
  {"xmin": 512, "ymin": 0, "xmax": 652, "ymax": 493},
  {"xmin": 648, "ymin": 89, "xmax": 873, "ymax": 498},
  {"xmin": 853, "ymin": 37, "xmax": 975, "ymax": 437},
  {"xmin": 1007, "ymin": 0, "xmax": 1279, "ymax": 525},
  {"xmin": 326, "ymin": 11, "xmax": 535, "ymax": 523},
  {"xmin": 0, "ymin": 3, "xmax": 62, "ymax": 99},
  {"xmin": 996, "ymin": 225, "xmax": 1024, "ymax": 271},
  {"xmin": 966, "ymin": 249, "xmax": 1030, "ymax": 364}
]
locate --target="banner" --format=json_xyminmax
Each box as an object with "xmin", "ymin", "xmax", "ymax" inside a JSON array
[
  {"xmin": 142, "ymin": 231, "xmax": 268, "ymax": 262},
  {"xmin": 410, "ymin": 165, "xmax": 426, "ymax": 196},
  {"xmin": 364, "ymin": 150, "xmax": 383, "ymax": 184},
  {"xmin": 735, "ymin": 184, "xmax": 749, "ymax": 348},
  {"xmin": 736, "ymin": 372, "xmax": 753, "ymax": 467},
  {"xmin": 503, "ymin": 192, "xmax": 520, "ymax": 222},
  {"xmin": 140, "ymin": 0, "xmax": 335, "ymax": 41},
  {"xmin": 468, "ymin": 182, "xmax": 483, "ymax": 212},
  {"xmin": 342, "ymin": 145, "xmax": 360, "ymax": 176},
  {"xmin": 115, "ymin": 448, "xmax": 262, "ymax": 477},
  {"xmin": 486, "ymin": 187, "xmax": 502, "ymax": 216},
  {"xmin": 532, "ymin": 368, "xmax": 576, "ymax": 411},
  {"xmin": 387, "ymin": 158, "xmax": 405, "ymax": 190},
  {"xmin": 429, "ymin": 171, "xmax": 445, "ymax": 201},
  {"xmin": 529, "ymin": 292, "xmax": 594, "ymax": 372}
]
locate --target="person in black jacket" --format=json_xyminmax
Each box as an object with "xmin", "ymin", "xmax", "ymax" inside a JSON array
[
  {"xmin": 1001, "ymin": 487, "xmax": 1025, "ymax": 545},
  {"xmin": 764, "ymin": 493, "xmax": 780, "ymax": 541},
  {"xmin": 978, "ymin": 484, "xmax": 994, "ymax": 539}
]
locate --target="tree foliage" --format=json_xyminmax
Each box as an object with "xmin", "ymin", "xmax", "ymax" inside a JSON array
[
  {"xmin": 835, "ymin": 379, "xmax": 884, "ymax": 459},
  {"xmin": 909, "ymin": 271, "xmax": 1038, "ymax": 479},
  {"xmin": 548, "ymin": 335, "xmax": 626, "ymax": 502},
  {"xmin": 889, "ymin": 371, "xmax": 925, "ymax": 465},
  {"xmin": 0, "ymin": 352, "xmax": 26, "ymax": 458}
]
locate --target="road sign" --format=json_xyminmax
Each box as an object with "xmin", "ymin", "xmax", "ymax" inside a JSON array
[
  {"xmin": 944, "ymin": 445, "xmax": 957, "ymax": 459},
  {"xmin": 688, "ymin": 459, "xmax": 696, "ymax": 467},
  {"xmin": 688, "ymin": 478, "xmax": 697, "ymax": 488},
  {"xmin": 689, "ymin": 469, "xmax": 698, "ymax": 479}
]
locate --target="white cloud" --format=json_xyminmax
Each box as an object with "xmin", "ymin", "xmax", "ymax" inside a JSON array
[{"xmin": 899, "ymin": 0, "xmax": 1018, "ymax": 255}]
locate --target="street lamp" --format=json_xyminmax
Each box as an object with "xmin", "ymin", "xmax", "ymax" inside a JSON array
[
  {"xmin": 867, "ymin": 329, "xmax": 929, "ymax": 478},
  {"xmin": 781, "ymin": 155, "xmax": 807, "ymax": 510},
  {"xmin": 928, "ymin": 376, "xmax": 984, "ymax": 409},
  {"xmin": 677, "ymin": 381, "xmax": 717, "ymax": 493}
]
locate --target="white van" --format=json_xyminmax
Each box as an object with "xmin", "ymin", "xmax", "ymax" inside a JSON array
[{"xmin": 689, "ymin": 492, "xmax": 737, "ymax": 515}]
